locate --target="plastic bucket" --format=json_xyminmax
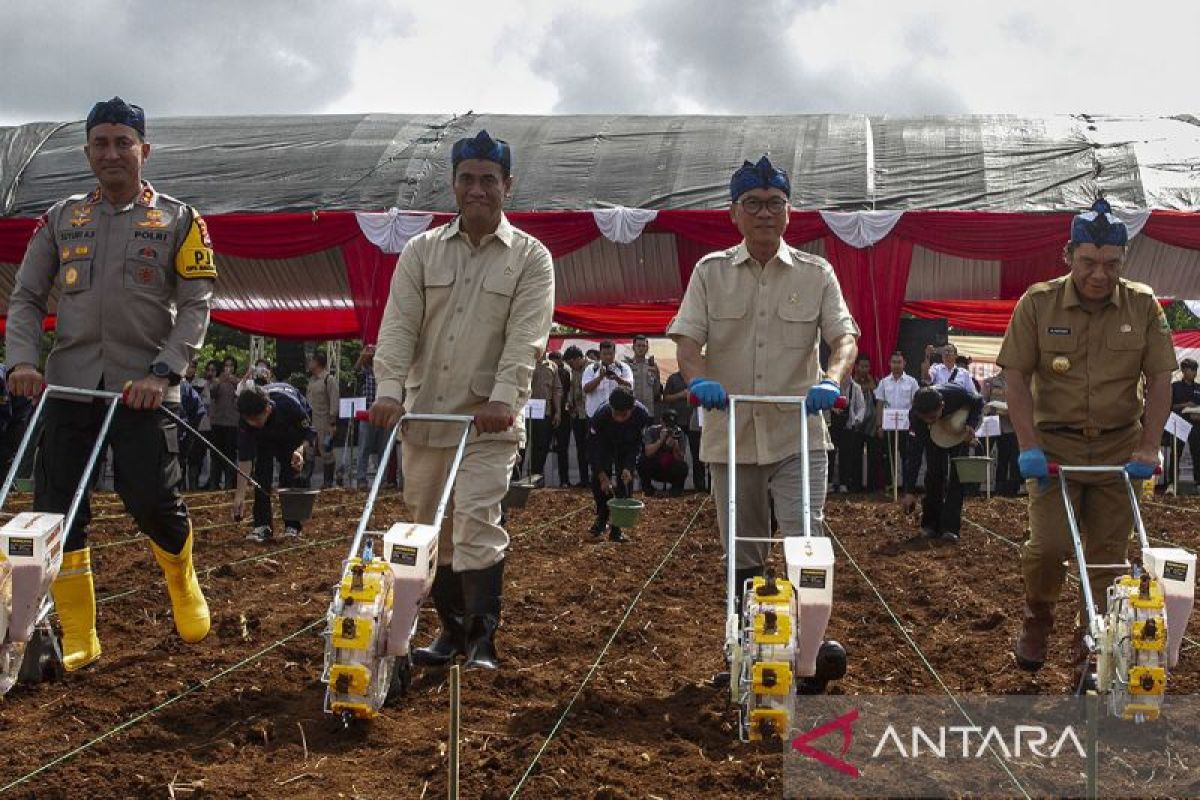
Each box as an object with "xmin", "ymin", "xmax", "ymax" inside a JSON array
[
  {"xmin": 502, "ymin": 475, "xmax": 543, "ymax": 510},
  {"xmin": 952, "ymin": 456, "xmax": 991, "ymax": 484},
  {"xmin": 11, "ymin": 478, "xmax": 33, "ymax": 493},
  {"xmin": 277, "ymin": 489, "xmax": 319, "ymax": 522},
  {"xmin": 606, "ymin": 498, "xmax": 645, "ymax": 529}
]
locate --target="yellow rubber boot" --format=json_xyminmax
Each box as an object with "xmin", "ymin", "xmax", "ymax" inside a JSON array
[
  {"xmin": 150, "ymin": 528, "xmax": 210, "ymax": 643},
  {"xmin": 49, "ymin": 548, "xmax": 102, "ymax": 671}
]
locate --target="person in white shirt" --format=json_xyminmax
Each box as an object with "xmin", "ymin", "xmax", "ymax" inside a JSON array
[
  {"xmin": 925, "ymin": 343, "xmax": 976, "ymax": 392},
  {"xmin": 583, "ymin": 340, "xmax": 634, "ymax": 418},
  {"xmin": 875, "ymin": 351, "xmax": 921, "ymax": 488}
]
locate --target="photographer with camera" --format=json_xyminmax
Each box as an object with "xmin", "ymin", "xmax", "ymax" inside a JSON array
[
  {"xmin": 582, "ymin": 340, "xmax": 634, "ymax": 418},
  {"xmin": 639, "ymin": 407, "xmax": 689, "ymax": 497}
]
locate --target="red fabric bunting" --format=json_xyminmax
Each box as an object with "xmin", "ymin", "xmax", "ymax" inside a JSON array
[
  {"xmin": 1142, "ymin": 212, "xmax": 1200, "ymax": 250},
  {"xmin": 902, "ymin": 299, "xmax": 1018, "ymax": 334},
  {"xmin": 0, "ymin": 217, "xmax": 40, "ymax": 263},
  {"xmin": 204, "ymin": 212, "xmax": 363, "ymax": 259},
  {"xmin": 894, "ymin": 211, "xmax": 1073, "ymax": 259},
  {"xmin": 553, "ymin": 303, "xmax": 680, "ymax": 334},
  {"xmin": 505, "ymin": 211, "xmax": 601, "ymax": 257}
]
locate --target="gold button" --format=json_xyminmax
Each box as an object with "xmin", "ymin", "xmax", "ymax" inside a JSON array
[{"xmin": 1052, "ymin": 356, "xmax": 1071, "ymax": 374}]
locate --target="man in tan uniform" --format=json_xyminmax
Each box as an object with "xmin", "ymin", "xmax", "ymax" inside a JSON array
[
  {"xmin": 370, "ymin": 130, "xmax": 554, "ymax": 671},
  {"xmin": 305, "ymin": 351, "xmax": 339, "ymax": 486},
  {"xmin": 6, "ymin": 97, "xmax": 214, "ymax": 671},
  {"xmin": 999, "ymin": 199, "xmax": 1175, "ymax": 676},
  {"xmin": 668, "ymin": 156, "xmax": 859, "ymax": 592}
]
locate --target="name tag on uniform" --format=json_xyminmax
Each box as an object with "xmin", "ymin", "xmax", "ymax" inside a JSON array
[{"xmin": 1047, "ymin": 326, "xmax": 1071, "ymax": 336}]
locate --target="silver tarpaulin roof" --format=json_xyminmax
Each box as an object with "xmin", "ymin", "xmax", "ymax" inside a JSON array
[{"xmin": 2, "ymin": 113, "xmax": 1199, "ymax": 216}]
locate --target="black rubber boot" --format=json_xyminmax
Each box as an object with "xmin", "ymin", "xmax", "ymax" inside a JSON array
[
  {"xmin": 462, "ymin": 559, "xmax": 505, "ymax": 670},
  {"xmin": 323, "ymin": 462, "xmax": 337, "ymax": 488},
  {"xmin": 412, "ymin": 566, "xmax": 465, "ymax": 667}
]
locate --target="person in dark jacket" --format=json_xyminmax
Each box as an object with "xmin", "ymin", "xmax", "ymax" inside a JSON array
[
  {"xmin": 901, "ymin": 384, "xmax": 983, "ymax": 541},
  {"xmin": 231, "ymin": 383, "xmax": 316, "ymax": 543},
  {"xmin": 587, "ymin": 387, "xmax": 651, "ymax": 542}
]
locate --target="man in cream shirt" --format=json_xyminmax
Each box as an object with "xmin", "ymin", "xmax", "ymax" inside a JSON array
[
  {"xmin": 370, "ymin": 131, "xmax": 555, "ymax": 671},
  {"xmin": 668, "ymin": 156, "xmax": 859, "ymax": 593}
]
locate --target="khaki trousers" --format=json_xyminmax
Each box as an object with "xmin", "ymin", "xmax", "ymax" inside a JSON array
[
  {"xmin": 710, "ymin": 450, "xmax": 828, "ymax": 570},
  {"xmin": 311, "ymin": 413, "xmax": 336, "ymax": 467},
  {"xmin": 1023, "ymin": 426, "xmax": 1140, "ymax": 613},
  {"xmin": 402, "ymin": 438, "xmax": 519, "ymax": 572}
]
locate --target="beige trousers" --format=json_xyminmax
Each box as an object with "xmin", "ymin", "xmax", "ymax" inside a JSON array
[
  {"xmin": 709, "ymin": 450, "xmax": 828, "ymax": 570},
  {"xmin": 401, "ymin": 438, "xmax": 519, "ymax": 572}
]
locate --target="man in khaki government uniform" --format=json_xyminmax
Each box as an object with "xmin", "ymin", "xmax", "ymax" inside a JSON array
[
  {"xmin": 527, "ymin": 352, "xmax": 562, "ymax": 479},
  {"xmin": 305, "ymin": 350, "xmax": 340, "ymax": 487},
  {"xmin": 999, "ymin": 199, "xmax": 1175, "ymax": 676},
  {"xmin": 370, "ymin": 130, "xmax": 554, "ymax": 671},
  {"xmin": 668, "ymin": 156, "xmax": 859, "ymax": 592},
  {"xmin": 5, "ymin": 97, "xmax": 214, "ymax": 672}
]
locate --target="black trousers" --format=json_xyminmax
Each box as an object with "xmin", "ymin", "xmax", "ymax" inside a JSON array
[
  {"xmin": 638, "ymin": 457, "xmax": 688, "ymax": 492},
  {"xmin": 571, "ymin": 417, "xmax": 591, "ymax": 484},
  {"xmin": 35, "ymin": 398, "xmax": 189, "ymax": 554},
  {"xmin": 0, "ymin": 416, "xmax": 29, "ymax": 480},
  {"xmin": 591, "ymin": 463, "xmax": 632, "ymax": 524},
  {"xmin": 529, "ymin": 418, "xmax": 553, "ymax": 479},
  {"xmin": 208, "ymin": 424, "xmax": 238, "ymax": 489},
  {"xmin": 552, "ymin": 418, "xmax": 572, "ymax": 486},
  {"xmin": 686, "ymin": 429, "xmax": 705, "ymax": 490},
  {"xmin": 1163, "ymin": 428, "xmax": 1200, "ymax": 487},
  {"xmin": 252, "ymin": 440, "xmax": 303, "ymax": 530},
  {"xmin": 921, "ymin": 441, "xmax": 969, "ymax": 535},
  {"xmin": 841, "ymin": 429, "xmax": 883, "ymax": 492},
  {"xmin": 181, "ymin": 434, "xmax": 208, "ymax": 491},
  {"xmin": 994, "ymin": 432, "xmax": 1020, "ymax": 495}
]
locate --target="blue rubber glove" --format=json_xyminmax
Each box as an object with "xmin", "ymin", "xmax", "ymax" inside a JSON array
[
  {"xmin": 1124, "ymin": 461, "xmax": 1157, "ymax": 480},
  {"xmin": 805, "ymin": 379, "xmax": 841, "ymax": 414},
  {"xmin": 687, "ymin": 377, "xmax": 728, "ymax": 410},
  {"xmin": 1018, "ymin": 447, "xmax": 1049, "ymax": 488}
]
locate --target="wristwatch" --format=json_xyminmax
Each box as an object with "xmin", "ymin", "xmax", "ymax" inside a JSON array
[{"xmin": 149, "ymin": 362, "xmax": 181, "ymax": 386}]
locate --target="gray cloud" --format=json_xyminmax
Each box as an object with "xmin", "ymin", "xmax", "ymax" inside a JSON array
[
  {"xmin": 0, "ymin": 0, "xmax": 409, "ymax": 124},
  {"xmin": 535, "ymin": 0, "xmax": 967, "ymax": 115}
]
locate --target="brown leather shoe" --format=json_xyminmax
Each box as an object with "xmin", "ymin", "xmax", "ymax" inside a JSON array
[{"xmin": 1013, "ymin": 601, "xmax": 1054, "ymax": 671}]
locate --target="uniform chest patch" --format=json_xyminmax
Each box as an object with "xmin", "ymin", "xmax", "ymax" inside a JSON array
[
  {"xmin": 138, "ymin": 246, "xmax": 159, "ymax": 261},
  {"xmin": 1047, "ymin": 326, "xmax": 1071, "ymax": 336},
  {"xmin": 134, "ymin": 266, "xmax": 157, "ymax": 285}
]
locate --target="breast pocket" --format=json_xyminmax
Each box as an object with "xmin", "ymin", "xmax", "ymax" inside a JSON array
[
  {"xmin": 1105, "ymin": 326, "xmax": 1145, "ymax": 374},
  {"xmin": 58, "ymin": 255, "xmax": 93, "ymax": 295},
  {"xmin": 777, "ymin": 296, "xmax": 821, "ymax": 351},
  {"xmin": 124, "ymin": 241, "xmax": 169, "ymax": 293},
  {"xmin": 480, "ymin": 268, "xmax": 518, "ymax": 325}
]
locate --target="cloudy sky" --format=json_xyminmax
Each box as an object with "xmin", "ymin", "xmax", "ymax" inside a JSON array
[{"xmin": 1, "ymin": 0, "xmax": 1196, "ymax": 126}]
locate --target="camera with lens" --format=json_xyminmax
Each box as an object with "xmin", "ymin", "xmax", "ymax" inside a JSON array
[{"xmin": 661, "ymin": 409, "xmax": 684, "ymax": 440}]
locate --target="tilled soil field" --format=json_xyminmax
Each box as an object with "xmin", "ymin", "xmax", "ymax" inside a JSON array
[{"xmin": 0, "ymin": 487, "xmax": 1197, "ymax": 799}]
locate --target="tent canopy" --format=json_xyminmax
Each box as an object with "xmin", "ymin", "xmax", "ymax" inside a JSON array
[{"xmin": 4, "ymin": 112, "xmax": 1200, "ymax": 216}]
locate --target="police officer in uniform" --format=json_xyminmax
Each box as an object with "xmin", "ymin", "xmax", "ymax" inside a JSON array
[
  {"xmin": 5, "ymin": 98, "xmax": 215, "ymax": 671},
  {"xmin": 999, "ymin": 199, "xmax": 1175, "ymax": 676},
  {"xmin": 370, "ymin": 131, "xmax": 555, "ymax": 671}
]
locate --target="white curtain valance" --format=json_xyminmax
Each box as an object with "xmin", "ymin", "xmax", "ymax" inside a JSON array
[
  {"xmin": 355, "ymin": 209, "xmax": 435, "ymax": 253},
  {"xmin": 592, "ymin": 207, "xmax": 658, "ymax": 244},
  {"xmin": 818, "ymin": 210, "xmax": 905, "ymax": 248}
]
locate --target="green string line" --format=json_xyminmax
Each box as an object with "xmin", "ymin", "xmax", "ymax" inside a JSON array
[
  {"xmin": 508, "ymin": 496, "xmax": 710, "ymax": 799},
  {"xmin": 0, "ymin": 618, "xmax": 324, "ymax": 795},
  {"xmin": 961, "ymin": 515, "xmax": 1200, "ymax": 651},
  {"xmin": 826, "ymin": 521, "xmax": 1033, "ymax": 800},
  {"xmin": 15, "ymin": 499, "xmax": 595, "ymax": 790}
]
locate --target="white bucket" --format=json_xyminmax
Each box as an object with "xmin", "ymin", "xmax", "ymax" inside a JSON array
[
  {"xmin": 1143, "ymin": 547, "xmax": 1196, "ymax": 669},
  {"xmin": 784, "ymin": 537, "xmax": 835, "ymax": 678}
]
